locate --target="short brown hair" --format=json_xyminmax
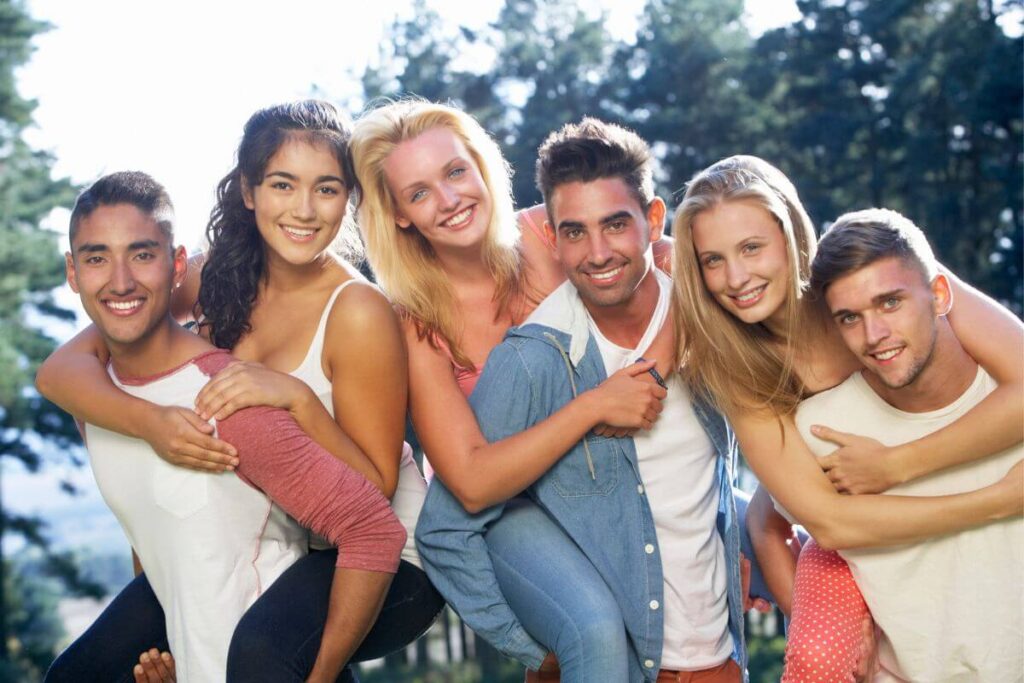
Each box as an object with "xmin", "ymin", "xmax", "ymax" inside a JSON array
[
  {"xmin": 812, "ymin": 208, "xmax": 938, "ymax": 296},
  {"xmin": 535, "ymin": 117, "xmax": 654, "ymax": 214}
]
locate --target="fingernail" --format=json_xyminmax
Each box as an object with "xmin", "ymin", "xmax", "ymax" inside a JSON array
[
  {"xmin": 811, "ymin": 425, "xmax": 822, "ymax": 434},
  {"xmin": 162, "ymin": 652, "xmax": 172, "ymax": 661},
  {"xmin": 141, "ymin": 653, "xmax": 150, "ymax": 662},
  {"xmin": 135, "ymin": 665, "xmax": 144, "ymax": 674}
]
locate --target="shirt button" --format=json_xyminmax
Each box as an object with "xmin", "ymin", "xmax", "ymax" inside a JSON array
[
  {"xmin": 650, "ymin": 600, "xmax": 660, "ymax": 610},
  {"xmin": 644, "ymin": 543, "xmax": 655, "ymax": 554},
  {"xmin": 644, "ymin": 659, "xmax": 655, "ymax": 669},
  {"xmin": 637, "ymin": 484, "xmax": 644, "ymax": 494}
]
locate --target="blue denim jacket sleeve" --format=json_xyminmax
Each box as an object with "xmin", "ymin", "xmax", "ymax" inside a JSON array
[{"xmin": 414, "ymin": 339, "xmax": 548, "ymax": 669}]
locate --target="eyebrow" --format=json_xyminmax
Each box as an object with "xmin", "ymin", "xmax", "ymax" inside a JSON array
[
  {"xmin": 556, "ymin": 210, "xmax": 633, "ymax": 233},
  {"xmin": 831, "ymin": 288, "xmax": 906, "ymax": 318},
  {"xmin": 265, "ymin": 171, "xmax": 345, "ymax": 185},
  {"xmin": 76, "ymin": 239, "xmax": 161, "ymax": 253},
  {"xmin": 398, "ymin": 156, "xmax": 465, "ymax": 194}
]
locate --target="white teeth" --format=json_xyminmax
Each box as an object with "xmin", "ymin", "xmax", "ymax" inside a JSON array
[
  {"xmin": 444, "ymin": 208, "xmax": 472, "ymax": 227},
  {"xmin": 735, "ymin": 286, "xmax": 765, "ymax": 302},
  {"xmin": 874, "ymin": 348, "xmax": 901, "ymax": 361},
  {"xmin": 107, "ymin": 300, "xmax": 142, "ymax": 311},
  {"xmin": 590, "ymin": 267, "xmax": 622, "ymax": 281},
  {"xmin": 282, "ymin": 226, "xmax": 316, "ymax": 238}
]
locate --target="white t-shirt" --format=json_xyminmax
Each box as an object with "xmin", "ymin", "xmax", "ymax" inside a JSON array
[
  {"xmin": 587, "ymin": 271, "xmax": 733, "ymax": 670},
  {"xmin": 795, "ymin": 367, "xmax": 1023, "ymax": 682},
  {"xmin": 86, "ymin": 361, "xmax": 306, "ymax": 683}
]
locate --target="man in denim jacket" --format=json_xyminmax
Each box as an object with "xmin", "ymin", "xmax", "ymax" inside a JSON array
[{"xmin": 417, "ymin": 119, "xmax": 753, "ymax": 683}]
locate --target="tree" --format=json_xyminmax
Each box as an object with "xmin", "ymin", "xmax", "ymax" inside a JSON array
[{"xmin": 0, "ymin": 1, "xmax": 103, "ymax": 677}]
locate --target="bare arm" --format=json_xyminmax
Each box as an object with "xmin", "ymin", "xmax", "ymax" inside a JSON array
[
  {"xmin": 816, "ymin": 271, "xmax": 1024, "ymax": 493},
  {"xmin": 408, "ymin": 323, "xmax": 665, "ymax": 513},
  {"xmin": 36, "ymin": 325, "xmax": 236, "ymax": 471},
  {"xmin": 745, "ymin": 485, "xmax": 798, "ymax": 616},
  {"xmin": 737, "ymin": 409, "xmax": 1021, "ymax": 551}
]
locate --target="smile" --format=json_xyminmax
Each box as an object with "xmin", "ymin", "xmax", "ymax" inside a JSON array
[
  {"xmin": 586, "ymin": 266, "xmax": 624, "ymax": 283},
  {"xmin": 729, "ymin": 284, "xmax": 767, "ymax": 307},
  {"xmin": 870, "ymin": 346, "xmax": 904, "ymax": 362},
  {"xmin": 281, "ymin": 225, "xmax": 318, "ymax": 241},
  {"xmin": 103, "ymin": 298, "xmax": 145, "ymax": 316},
  {"xmin": 442, "ymin": 206, "xmax": 474, "ymax": 229}
]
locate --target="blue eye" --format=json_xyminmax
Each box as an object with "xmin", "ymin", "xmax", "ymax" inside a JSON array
[{"xmin": 449, "ymin": 167, "xmax": 466, "ymax": 179}]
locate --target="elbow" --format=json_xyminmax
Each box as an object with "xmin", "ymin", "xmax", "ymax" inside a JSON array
[
  {"xmin": 444, "ymin": 479, "xmax": 488, "ymax": 515},
  {"xmin": 380, "ymin": 473, "xmax": 398, "ymax": 500},
  {"xmin": 35, "ymin": 360, "xmax": 57, "ymax": 401},
  {"xmin": 803, "ymin": 520, "xmax": 857, "ymax": 552}
]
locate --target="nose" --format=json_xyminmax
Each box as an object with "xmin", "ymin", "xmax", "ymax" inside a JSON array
[
  {"xmin": 587, "ymin": 232, "xmax": 613, "ymax": 266},
  {"xmin": 292, "ymin": 190, "xmax": 316, "ymax": 221},
  {"xmin": 725, "ymin": 258, "xmax": 750, "ymax": 290},
  {"xmin": 109, "ymin": 259, "xmax": 136, "ymax": 295},
  {"xmin": 863, "ymin": 313, "xmax": 891, "ymax": 348},
  {"xmin": 439, "ymin": 182, "xmax": 460, "ymax": 212}
]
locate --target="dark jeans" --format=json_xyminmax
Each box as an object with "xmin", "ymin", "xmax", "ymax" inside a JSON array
[{"xmin": 44, "ymin": 553, "xmax": 444, "ymax": 683}]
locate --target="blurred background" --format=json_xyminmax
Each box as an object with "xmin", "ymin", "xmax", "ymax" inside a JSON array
[{"xmin": 1, "ymin": 0, "xmax": 1020, "ymax": 680}]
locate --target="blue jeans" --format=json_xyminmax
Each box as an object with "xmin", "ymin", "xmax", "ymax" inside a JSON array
[
  {"xmin": 482, "ymin": 493, "xmax": 772, "ymax": 683},
  {"xmin": 486, "ymin": 498, "xmax": 630, "ymax": 683},
  {"xmin": 44, "ymin": 553, "xmax": 444, "ymax": 683}
]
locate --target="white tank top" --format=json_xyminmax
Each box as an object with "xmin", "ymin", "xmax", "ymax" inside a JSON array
[{"xmin": 290, "ymin": 279, "xmax": 426, "ymax": 568}]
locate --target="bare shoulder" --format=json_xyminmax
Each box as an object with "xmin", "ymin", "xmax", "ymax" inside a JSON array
[{"xmin": 325, "ymin": 279, "xmax": 401, "ymax": 339}]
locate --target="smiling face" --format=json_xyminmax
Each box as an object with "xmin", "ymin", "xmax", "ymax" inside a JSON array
[
  {"xmin": 825, "ymin": 256, "xmax": 948, "ymax": 390},
  {"xmin": 66, "ymin": 203, "xmax": 186, "ymax": 351},
  {"xmin": 382, "ymin": 126, "xmax": 493, "ymax": 255},
  {"xmin": 691, "ymin": 199, "xmax": 791, "ymax": 329},
  {"xmin": 545, "ymin": 177, "xmax": 663, "ymax": 315},
  {"xmin": 243, "ymin": 137, "xmax": 350, "ymax": 267}
]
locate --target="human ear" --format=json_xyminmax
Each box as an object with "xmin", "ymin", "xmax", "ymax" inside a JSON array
[
  {"xmin": 172, "ymin": 246, "xmax": 188, "ymax": 289},
  {"xmin": 646, "ymin": 197, "xmax": 667, "ymax": 243},
  {"xmin": 395, "ymin": 213, "xmax": 412, "ymax": 230},
  {"xmin": 242, "ymin": 179, "xmax": 255, "ymax": 211},
  {"xmin": 932, "ymin": 273, "xmax": 953, "ymax": 317},
  {"xmin": 65, "ymin": 251, "xmax": 79, "ymax": 293}
]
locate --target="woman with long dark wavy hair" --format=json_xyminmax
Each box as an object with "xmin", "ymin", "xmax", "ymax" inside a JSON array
[{"xmin": 38, "ymin": 100, "xmax": 443, "ymax": 682}]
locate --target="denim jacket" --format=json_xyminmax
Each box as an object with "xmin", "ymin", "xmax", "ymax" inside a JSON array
[{"xmin": 415, "ymin": 277, "xmax": 748, "ymax": 682}]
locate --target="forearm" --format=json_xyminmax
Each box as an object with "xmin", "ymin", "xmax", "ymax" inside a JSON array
[
  {"xmin": 893, "ymin": 382, "xmax": 1023, "ymax": 484},
  {"xmin": 746, "ymin": 486, "xmax": 797, "ymax": 615},
  {"xmin": 291, "ymin": 389, "xmax": 387, "ymax": 494},
  {"xmin": 39, "ymin": 350, "xmax": 156, "ymax": 438},
  {"xmin": 306, "ymin": 568, "xmax": 392, "ymax": 683},
  {"xmin": 443, "ymin": 392, "xmax": 604, "ymax": 512}
]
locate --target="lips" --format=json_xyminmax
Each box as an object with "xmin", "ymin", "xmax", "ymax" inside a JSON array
[
  {"xmin": 584, "ymin": 265, "xmax": 625, "ymax": 286},
  {"xmin": 102, "ymin": 298, "xmax": 145, "ymax": 316},
  {"xmin": 441, "ymin": 205, "xmax": 475, "ymax": 230},
  {"xmin": 869, "ymin": 346, "xmax": 904, "ymax": 363},
  {"xmin": 280, "ymin": 225, "xmax": 318, "ymax": 242},
  {"xmin": 729, "ymin": 284, "xmax": 767, "ymax": 308}
]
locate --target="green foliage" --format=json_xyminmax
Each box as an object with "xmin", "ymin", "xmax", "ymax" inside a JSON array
[{"xmin": 0, "ymin": 0, "xmax": 97, "ymax": 671}]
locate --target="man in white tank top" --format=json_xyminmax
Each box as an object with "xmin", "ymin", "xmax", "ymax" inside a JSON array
[{"xmin": 797, "ymin": 208, "xmax": 1023, "ymax": 682}]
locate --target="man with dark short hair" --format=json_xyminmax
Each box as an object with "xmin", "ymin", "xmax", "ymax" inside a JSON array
[
  {"xmin": 51, "ymin": 171, "xmax": 404, "ymax": 683},
  {"xmin": 417, "ymin": 121, "xmax": 755, "ymax": 683},
  {"xmin": 796, "ymin": 208, "xmax": 1023, "ymax": 681}
]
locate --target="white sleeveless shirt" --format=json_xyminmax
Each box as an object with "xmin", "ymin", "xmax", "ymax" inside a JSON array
[{"xmin": 291, "ymin": 279, "xmax": 426, "ymax": 568}]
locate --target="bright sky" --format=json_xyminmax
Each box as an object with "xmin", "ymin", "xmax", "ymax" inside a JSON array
[
  {"xmin": 20, "ymin": 0, "xmax": 800, "ymax": 253},
  {"xmin": 7, "ymin": 0, "xmax": 799, "ymax": 554}
]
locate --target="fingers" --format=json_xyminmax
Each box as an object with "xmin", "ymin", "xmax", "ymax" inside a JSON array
[
  {"xmin": 134, "ymin": 649, "xmax": 175, "ymax": 683},
  {"xmin": 625, "ymin": 359, "xmax": 657, "ymax": 376},
  {"xmin": 809, "ymin": 424, "xmax": 851, "ymax": 446},
  {"xmin": 179, "ymin": 411, "xmax": 235, "ymax": 455}
]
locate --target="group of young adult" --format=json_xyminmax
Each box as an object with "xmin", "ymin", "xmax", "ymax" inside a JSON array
[{"xmin": 36, "ymin": 97, "xmax": 1021, "ymax": 683}]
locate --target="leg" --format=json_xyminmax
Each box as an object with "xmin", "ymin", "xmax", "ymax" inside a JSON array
[
  {"xmin": 485, "ymin": 498, "xmax": 629, "ymax": 683},
  {"xmin": 45, "ymin": 573, "xmax": 168, "ymax": 683},
  {"xmin": 733, "ymin": 487, "xmax": 773, "ymax": 604},
  {"xmin": 227, "ymin": 550, "xmax": 443, "ymax": 682},
  {"xmin": 782, "ymin": 539, "xmax": 871, "ymax": 683}
]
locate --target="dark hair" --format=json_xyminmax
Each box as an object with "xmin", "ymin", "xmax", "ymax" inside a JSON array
[
  {"xmin": 535, "ymin": 117, "xmax": 654, "ymax": 215},
  {"xmin": 198, "ymin": 100, "xmax": 359, "ymax": 350},
  {"xmin": 70, "ymin": 171, "xmax": 174, "ymax": 246},
  {"xmin": 811, "ymin": 208, "xmax": 938, "ymax": 297}
]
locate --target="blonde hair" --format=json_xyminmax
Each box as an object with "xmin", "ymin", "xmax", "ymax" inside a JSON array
[
  {"xmin": 350, "ymin": 99, "xmax": 521, "ymax": 367},
  {"xmin": 671, "ymin": 155, "xmax": 820, "ymax": 417}
]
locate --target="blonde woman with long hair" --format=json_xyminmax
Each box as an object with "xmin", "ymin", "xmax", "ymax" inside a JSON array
[
  {"xmin": 671, "ymin": 155, "xmax": 1023, "ymax": 681},
  {"xmin": 350, "ymin": 100, "xmax": 673, "ymax": 681}
]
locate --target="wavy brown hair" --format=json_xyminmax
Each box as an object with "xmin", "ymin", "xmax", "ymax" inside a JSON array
[{"xmin": 197, "ymin": 100, "xmax": 360, "ymax": 350}]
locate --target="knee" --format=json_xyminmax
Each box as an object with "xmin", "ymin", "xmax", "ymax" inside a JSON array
[
  {"xmin": 558, "ymin": 612, "xmax": 627, "ymax": 664},
  {"xmin": 783, "ymin": 627, "xmax": 857, "ymax": 683},
  {"xmin": 226, "ymin": 613, "xmax": 280, "ymax": 679},
  {"xmin": 44, "ymin": 643, "xmax": 91, "ymax": 683}
]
